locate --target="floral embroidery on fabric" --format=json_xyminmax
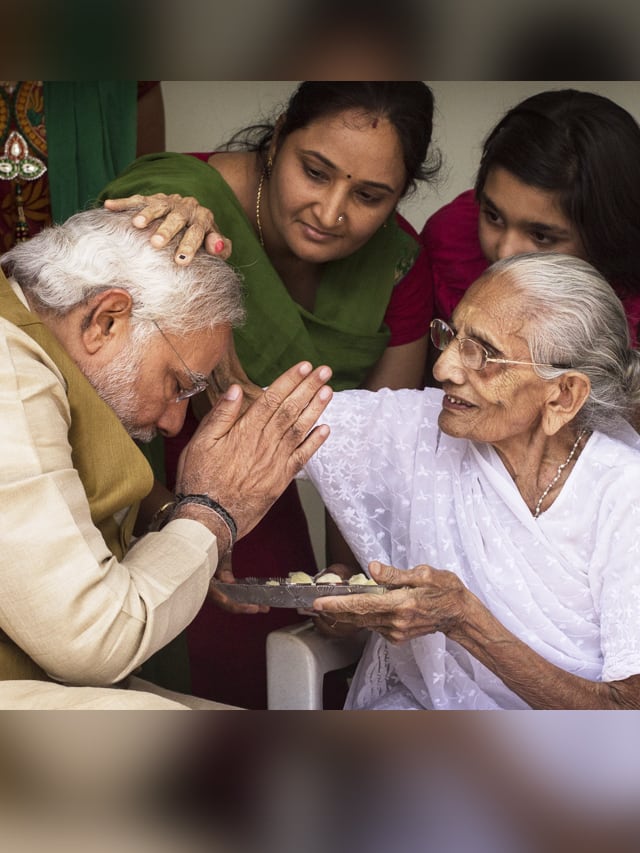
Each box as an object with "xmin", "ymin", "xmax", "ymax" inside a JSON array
[
  {"xmin": 0, "ymin": 82, "xmax": 50, "ymax": 250},
  {"xmin": 0, "ymin": 130, "xmax": 47, "ymax": 181},
  {"xmin": 303, "ymin": 387, "xmax": 640, "ymax": 709},
  {"xmin": 394, "ymin": 245, "xmax": 419, "ymax": 283}
]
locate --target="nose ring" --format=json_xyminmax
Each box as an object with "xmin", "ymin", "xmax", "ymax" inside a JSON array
[{"xmin": 337, "ymin": 214, "xmax": 345, "ymax": 224}]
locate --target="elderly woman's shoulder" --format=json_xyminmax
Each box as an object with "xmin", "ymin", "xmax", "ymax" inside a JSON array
[{"xmin": 586, "ymin": 428, "xmax": 640, "ymax": 471}]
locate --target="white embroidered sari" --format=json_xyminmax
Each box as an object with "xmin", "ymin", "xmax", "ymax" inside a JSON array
[{"xmin": 303, "ymin": 388, "xmax": 640, "ymax": 710}]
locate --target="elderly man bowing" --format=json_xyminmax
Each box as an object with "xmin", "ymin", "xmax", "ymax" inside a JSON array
[{"xmin": 0, "ymin": 207, "xmax": 332, "ymax": 709}]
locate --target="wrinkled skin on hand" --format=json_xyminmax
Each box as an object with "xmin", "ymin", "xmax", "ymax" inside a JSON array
[
  {"xmin": 308, "ymin": 563, "xmax": 365, "ymax": 638},
  {"xmin": 175, "ymin": 360, "xmax": 333, "ymax": 543},
  {"xmin": 203, "ymin": 336, "xmax": 262, "ymax": 418},
  {"xmin": 103, "ymin": 193, "xmax": 232, "ymax": 263},
  {"xmin": 313, "ymin": 560, "xmax": 468, "ymax": 644},
  {"xmin": 208, "ymin": 553, "xmax": 270, "ymax": 616}
]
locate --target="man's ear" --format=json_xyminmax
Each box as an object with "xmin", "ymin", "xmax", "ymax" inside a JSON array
[
  {"xmin": 81, "ymin": 289, "xmax": 133, "ymax": 355},
  {"xmin": 542, "ymin": 372, "xmax": 591, "ymax": 435}
]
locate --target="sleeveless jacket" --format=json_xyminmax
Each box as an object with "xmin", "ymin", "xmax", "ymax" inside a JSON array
[{"xmin": 0, "ymin": 272, "xmax": 153, "ymax": 679}]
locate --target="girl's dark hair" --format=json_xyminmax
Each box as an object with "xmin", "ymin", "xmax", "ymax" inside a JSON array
[
  {"xmin": 223, "ymin": 81, "xmax": 440, "ymax": 198},
  {"xmin": 474, "ymin": 88, "xmax": 640, "ymax": 292}
]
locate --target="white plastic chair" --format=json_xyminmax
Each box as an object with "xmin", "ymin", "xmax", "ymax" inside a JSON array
[{"xmin": 266, "ymin": 620, "xmax": 368, "ymax": 710}]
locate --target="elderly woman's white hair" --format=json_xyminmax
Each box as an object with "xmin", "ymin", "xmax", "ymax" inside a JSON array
[
  {"xmin": 0, "ymin": 207, "xmax": 246, "ymax": 337},
  {"xmin": 484, "ymin": 252, "xmax": 640, "ymax": 434}
]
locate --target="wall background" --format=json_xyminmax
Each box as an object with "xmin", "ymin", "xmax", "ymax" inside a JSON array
[{"xmin": 161, "ymin": 81, "xmax": 640, "ymax": 230}]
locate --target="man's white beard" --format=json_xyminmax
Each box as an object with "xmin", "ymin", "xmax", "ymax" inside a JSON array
[{"xmin": 85, "ymin": 341, "xmax": 157, "ymax": 444}]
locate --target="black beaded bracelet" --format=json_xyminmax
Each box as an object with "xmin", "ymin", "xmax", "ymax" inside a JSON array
[{"xmin": 174, "ymin": 493, "xmax": 238, "ymax": 549}]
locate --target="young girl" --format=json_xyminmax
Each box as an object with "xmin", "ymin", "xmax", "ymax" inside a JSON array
[{"xmin": 422, "ymin": 88, "xmax": 640, "ymax": 351}]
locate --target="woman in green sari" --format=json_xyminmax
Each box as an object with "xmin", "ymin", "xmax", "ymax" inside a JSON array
[{"xmin": 101, "ymin": 82, "xmax": 440, "ymax": 708}]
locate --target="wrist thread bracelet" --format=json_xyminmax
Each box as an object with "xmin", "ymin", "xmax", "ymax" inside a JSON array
[{"xmin": 174, "ymin": 493, "xmax": 238, "ymax": 549}]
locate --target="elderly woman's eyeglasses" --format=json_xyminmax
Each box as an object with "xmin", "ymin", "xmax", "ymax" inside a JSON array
[
  {"xmin": 430, "ymin": 319, "xmax": 569, "ymax": 372},
  {"xmin": 152, "ymin": 320, "xmax": 209, "ymax": 402}
]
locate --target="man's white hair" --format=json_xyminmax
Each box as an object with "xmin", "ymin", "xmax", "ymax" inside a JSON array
[{"xmin": 1, "ymin": 206, "xmax": 245, "ymax": 336}]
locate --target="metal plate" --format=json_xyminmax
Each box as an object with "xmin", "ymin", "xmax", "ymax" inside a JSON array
[{"xmin": 213, "ymin": 577, "xmax": 386, "ymax": 608}]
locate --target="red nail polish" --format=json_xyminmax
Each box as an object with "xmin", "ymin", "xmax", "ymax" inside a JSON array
[{"xmin": 214, "ymin": 240, "xmax": 225, "ymax": 253}]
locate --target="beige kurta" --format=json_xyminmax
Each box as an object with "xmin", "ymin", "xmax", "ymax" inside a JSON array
[{"xmin": 0, "ymin": 271, "xmax": 221, "ymax": 690}]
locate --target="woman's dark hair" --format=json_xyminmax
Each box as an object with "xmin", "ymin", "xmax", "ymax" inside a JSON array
[
  {"xmin": 223, "ymin": 81, "xmax": 440, "ymax": 198},
  {"xmin": 474, "ymin": 88, "xmax": 640, "ymax": 292}
]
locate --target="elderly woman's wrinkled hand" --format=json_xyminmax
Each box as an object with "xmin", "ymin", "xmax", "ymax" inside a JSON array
[
  {"xmin": 103, "ymin": 193, "xmax": 232, "ymax": 263},
  {"xmin": 313, "ymin": 561, "xmax": 469, "ymax": 644},
  {"xmin": 308, "ymin": 562, "xmax": 364, "ymax": 637}
]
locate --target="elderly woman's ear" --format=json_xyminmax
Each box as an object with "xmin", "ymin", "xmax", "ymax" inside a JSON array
[{"xmin": 542, "ymin": 372, "xmax": 591, "ymax": 435}]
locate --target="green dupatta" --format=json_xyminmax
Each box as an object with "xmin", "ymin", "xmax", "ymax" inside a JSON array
[
  {"xmin": 99, "ymin": 152, "xmax": 419, "ymax": 391},
  {"xmin": 44, "ymin": 82, "xmax": 137, "ymax": 224}
]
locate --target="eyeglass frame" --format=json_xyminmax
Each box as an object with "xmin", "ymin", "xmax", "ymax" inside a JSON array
[
  {"xmin": 429, "ymin": 319, "xmax": 571, "ymax": 372},
  {"xmin": 152, "ymin": 320, "xmax": 210, "ymax": 402}
]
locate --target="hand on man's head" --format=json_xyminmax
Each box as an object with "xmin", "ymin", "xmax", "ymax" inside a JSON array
[{"xmin": 103, "ymin": 195, "xmax": 232, "ymax": 264}]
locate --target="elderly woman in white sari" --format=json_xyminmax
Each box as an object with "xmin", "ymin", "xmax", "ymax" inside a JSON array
[{"xmin": 305, "ymin": 252, "xmax": 640, "ymax": 710}]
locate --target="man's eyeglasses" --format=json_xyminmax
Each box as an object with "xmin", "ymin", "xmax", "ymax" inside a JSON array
[
  {"xmin": 430, "ymin": 319, "xmax": 570, "ymax": 372},
  {"xmin": 152, "ymin": 320, "xmax": 209, "ymax": 402}
]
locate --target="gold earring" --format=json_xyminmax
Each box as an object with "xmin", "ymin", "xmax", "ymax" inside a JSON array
[{"xmin": 266, "ymin": 155, "xmax": 273, "ymax": 177}]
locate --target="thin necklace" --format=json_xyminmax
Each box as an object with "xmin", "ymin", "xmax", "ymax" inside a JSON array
[
  {"xmin": 534, "ymin": 429, "xmax": 588, "ymax": 518},
  {"xmin": 255, "ymin": 170, "xmax": 265, "ymax": 247}
]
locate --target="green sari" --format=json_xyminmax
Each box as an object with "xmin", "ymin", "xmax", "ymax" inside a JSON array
[
  {"xmin": 99, "ymin": 152, "xmax": 420, "ymax": 391},
  {"xmin": 44, "ymin": 82, "xmax": 137, "ymax": 224}
]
